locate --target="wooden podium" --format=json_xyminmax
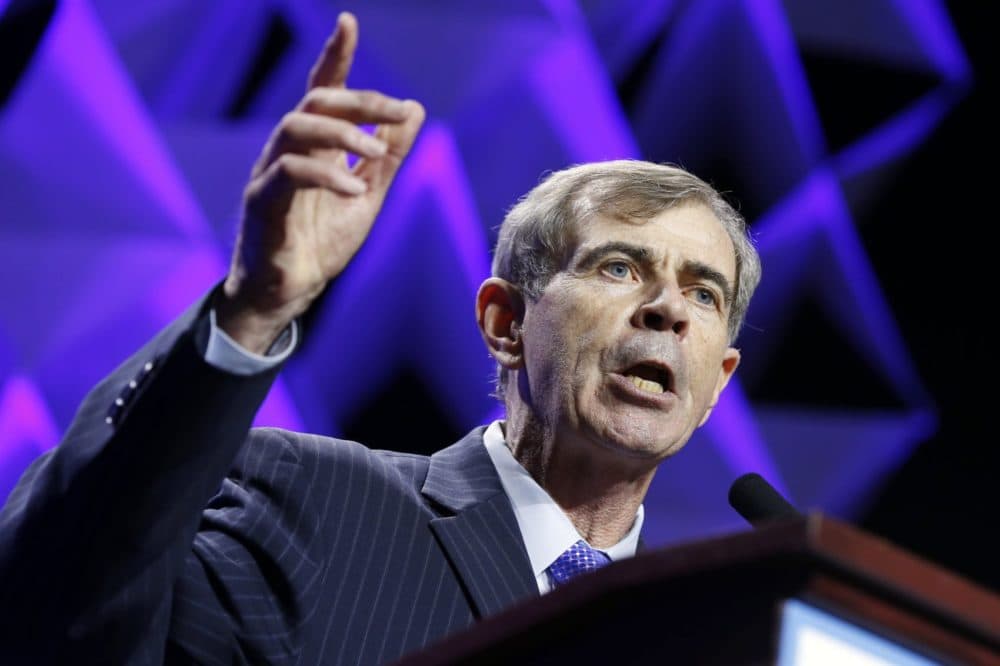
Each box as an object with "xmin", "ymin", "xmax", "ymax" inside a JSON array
[{"xmin": 396, "ymin": 513, "xmax": 1000, "ymax": 665}]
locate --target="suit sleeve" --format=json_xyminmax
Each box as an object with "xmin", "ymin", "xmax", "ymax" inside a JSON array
[{"xmin": 0, "ymin": 290, "xmax": 285, "ymax": 664}]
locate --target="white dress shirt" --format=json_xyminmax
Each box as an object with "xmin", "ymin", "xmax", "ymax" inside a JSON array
[
  {"xmin": 204, "ymin": 316, "xmax": 644, "ymax": 595},
  {"xmin": 482, "ymin": 421, "xmax": 643, "ymax": 594},
  {"xmin": 204, "ymin": 309, "xmax": 297, "ymax": 375}
]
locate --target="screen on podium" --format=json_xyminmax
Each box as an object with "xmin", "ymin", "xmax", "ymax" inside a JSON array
[{"xmin": 778, "ymin": 599, "xmax": 941, "ymax": 666}]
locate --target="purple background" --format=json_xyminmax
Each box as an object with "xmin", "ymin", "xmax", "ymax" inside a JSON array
[{"xmin": 1, "ymin": 1, "xmax": 995, "ymax": 590}]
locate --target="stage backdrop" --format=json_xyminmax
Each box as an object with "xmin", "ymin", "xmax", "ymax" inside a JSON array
[{"xmin": 0, "ymin": 0, "xmax": 970, "ymax": 547}]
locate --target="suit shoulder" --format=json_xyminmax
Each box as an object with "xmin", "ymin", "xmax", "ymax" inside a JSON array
[{"xmin": 239, "ymin": 427, "xmax": 431, "ymax": 489}]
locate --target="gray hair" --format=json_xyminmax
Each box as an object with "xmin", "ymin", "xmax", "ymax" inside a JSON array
[{"xmin": 491, "ymin": 160, "xmax": 761, "ymax": 396}]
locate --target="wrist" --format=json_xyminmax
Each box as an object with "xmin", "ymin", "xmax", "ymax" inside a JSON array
[{"xmin": 216, "ymin": 279, "xmax": 302, "ymax": 355}]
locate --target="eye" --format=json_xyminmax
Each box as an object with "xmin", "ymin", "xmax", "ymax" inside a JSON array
[
  {"xmin": 690, "ymin": 287, "xmax": 719, "ymax": 307},
  {"xmin": 603, "ymin": 260, "xmax": 632, "ymax": 280}
]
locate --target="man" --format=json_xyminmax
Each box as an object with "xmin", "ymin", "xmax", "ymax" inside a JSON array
[{"xmin": 0, "ymin": 12, "xmax": 760, "ymax": 665}]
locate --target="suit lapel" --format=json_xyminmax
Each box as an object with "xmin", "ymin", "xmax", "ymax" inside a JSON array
[{"xmin": 423, "ymin": 428, "xmax": 538, "ymax": 618}]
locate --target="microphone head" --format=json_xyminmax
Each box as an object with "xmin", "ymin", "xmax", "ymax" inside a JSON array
[{"xmin": 729, "ymin": 473, "xmax": 800, "ymax": 527}]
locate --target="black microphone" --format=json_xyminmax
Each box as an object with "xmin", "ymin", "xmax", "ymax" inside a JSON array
[{"xmin": 728, "ymin": 473, "xmax": 801, "ymax": 527}]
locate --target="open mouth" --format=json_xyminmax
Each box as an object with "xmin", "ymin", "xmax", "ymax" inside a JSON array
[{"xmin": 620, "ymin": 362, "xmax": 673, "ymax": 395}]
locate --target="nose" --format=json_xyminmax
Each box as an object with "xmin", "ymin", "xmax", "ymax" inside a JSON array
[{"xmin": 631, "ymin": 284, "xmax": 689, "ymax": 337}]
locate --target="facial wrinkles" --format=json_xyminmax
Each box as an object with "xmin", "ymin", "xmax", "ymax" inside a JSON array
[
  {"xmin": 528, "ymin": 285, "xmax": 583, "ymax": 426},
  {"xmin": 565, "ymin": 287, "xmax": 600, "ymax": 411},
  {"xmin": 604, "ymin": 334, "xmax": 688, "ymax": 395}
]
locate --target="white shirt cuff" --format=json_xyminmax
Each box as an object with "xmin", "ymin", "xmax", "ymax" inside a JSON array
[{"xmin": 204, "ymin": 308, "xmax": 298, "ymax": 375}]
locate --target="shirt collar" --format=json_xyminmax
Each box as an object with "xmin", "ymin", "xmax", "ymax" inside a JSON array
[{"xmin": 482, "ymin": 420, "xmax": 644, "ymax": 578}]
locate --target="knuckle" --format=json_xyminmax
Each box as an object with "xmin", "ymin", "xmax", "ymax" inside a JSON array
[
  {"xmin": 356, "ymin": 89, "xmax": 379, "ymax": 107},
  {"xmin": 242, "ymin": 180, "xmax": 258, "ymax": 200},
  {"xmin": 323, "ymin": 170, "xmax": 341, "ymax": 189},
  {"xmin": 330, "ymin": 120, "xmax": 353, "ymax": 142},
  {"xmin": 301, "ymin": 88, "xmax": 322, "ymax": 111},
  {"xmin": 273, "ymin": 153, "xmax": 296, "ymax": 174},
  {"xmin": 304, "ymin": 87, "xmax": 335, "ymax": 111},
  {"xmin": 277, "ymin": 112, "xmax": 298, "ymax": 135}
]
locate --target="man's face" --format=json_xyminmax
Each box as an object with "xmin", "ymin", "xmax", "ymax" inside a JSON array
[{"xmin": 516, "ymin": 202, "xmax": 740, "ymax": 462}]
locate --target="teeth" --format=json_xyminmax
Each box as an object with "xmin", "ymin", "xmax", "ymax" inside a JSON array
[{"xmin": 628, "ymin": 375, "xmax": 664, "ymax": 394}]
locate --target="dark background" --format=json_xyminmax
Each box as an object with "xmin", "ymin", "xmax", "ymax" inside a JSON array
[{"xmin": 851, "ymin": 3, "xmax": 998, "ymax": 592}]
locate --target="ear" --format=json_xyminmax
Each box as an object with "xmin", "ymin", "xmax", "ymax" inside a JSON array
[
  {"xmin": 476, "ymin": 278, "xmax": 525, "ymax": 371},
  {"xmin": 698, "ymin": 346, "xmax": 741, "ymax": 427}
]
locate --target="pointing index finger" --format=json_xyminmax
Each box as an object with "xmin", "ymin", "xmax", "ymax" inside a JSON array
[{"xmin": 307, "ymin": 12, "xmax": 358, "ymax": 91}]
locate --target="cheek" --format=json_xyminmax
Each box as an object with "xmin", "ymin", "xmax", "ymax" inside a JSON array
[
  {"xmin": 689, "ymin": 362, "xmax": 718, "ymax": 406},
  {"xmin": 525, "ymin": 311, "xmax": 584, "ymax": 392},
  {"xmin": 571, "ymin": 307, "xmax": 617, "ymax": 378},
  {"xmin": 687, "ymin": 336, "xmax": 730, "ymax": 403},
  {"xmin": 529, "ymin": 286, "xmax": 625, "ymax": 393},
  {"xmin": 545, "ymin": 296, "xmax": 605, "ymax": 364}
]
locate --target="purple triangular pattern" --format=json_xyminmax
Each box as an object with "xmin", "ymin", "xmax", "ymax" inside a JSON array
[
  {"xmin": 248, "ymin": 11, "xmax": 417, "ymax": 121},
  {"xmin": 451, "ymin": 75, "xmax": 582, "ymax": 246},
  {"xmin": 803, "ymin": 170, "xmax": 931, "ymax": 407},
  {"xmin": 743, "ymin": 0, "xmax": 828, "ymax": 157},
  {"xmin": 755, "ymin": 405, "xmax": 937, "ymax": 517},
  {"xmin": 14, "ymin": 241, "xmax": 302, "ymax": 437},
  {"xmin": 643, "ymin": 425, "xmax": 754, "ymax": 547},
  {"xmin": 90, "ymin": 0, "xmax": 217, "ymax": 99},
  {"xmin": 353, "ymin": 7, "xmax": 557, "ymax": 120},
  {"xmin": 703, "ymin": 379, "xmax": 791, "ymax": 499},
  {"xmin": 271, "ymin": 0, "xmax": 571, "ymax": 124},
  {"xmin": 784, "ymin": 0, "xmax": 969, "ymax": 80},
  {"xmin": 632, "ymin": 0, "xmax": 824, "ymax": 213},
  {"xmin": 147, "ymin": 1, "xmax": 271, "ymax": 121},
  {"xmin": 253, "ymin": 378, "xmax": 305, "ymax": 433},
  {"xmin": 441, "ymin": 1, "xmax": 638, "ymax": 235},
  {"xmin": 90, "ymin": 0, "xmax": 192, "ymax": 40},
  {"xmin": 833, "ymin": 85, "xmax": 968, "ymax": 179},
  {"xmin": 578, "ymin": 0, "xmax": 677, "ymax": 76},
  {"xmin": 254, "ymin": 3, "xmax": 407, "ymax": 120},
  {"xmin": 892, "ymin": 0, "xmax": 970, "ymax": 80},
  {"xmin": 0, "ymin": 376, "xmax": 60, "ymax": 502},
  {"xmin": 528, "ymin": 32, "xmax": 638, "ymax": 161},
  {"xmin": 736, "ymin": 176, "xmax": 836, "ymax": 383},
  {"xmin": 45, "ymin": 0, "xmax": 208, "ymax": 237},
  {"xmin": 25, "ymin": 244, "xmax": 223, "ymax": 429},
  {"xmin": 736, "ymin": 170, "xmax": 930, "ymax": 409},
  {"xmin": 0, "ymin": 234, "xmax": 206, "ymax": 369},
  {"xmin": 644, "ymin": 400, "xmax": 938, "ymax": 541},
  {"xmin": 0, "ymin": 0, "xmax": 208, "ymax": 240},
  {"xmin": 390, "ymin": 124, "xmax": 497, "ymax": 428},
  {"xmin": 787, "ymin": 0, "xmax": 972, "ymax": 178},
  {"xmin": 161, "ymin": 122, "xmax": 274, "ymax": 244}
]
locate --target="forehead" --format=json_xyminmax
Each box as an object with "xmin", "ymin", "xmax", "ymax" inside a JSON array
[{"xmin": 575, "ymin": 202, "xmax": 736, "ymax": 280}]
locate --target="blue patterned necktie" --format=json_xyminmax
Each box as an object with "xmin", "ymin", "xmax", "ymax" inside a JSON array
[{"xmin": 547, "ymin": 539, "xmax": 612, "ymax": 587}]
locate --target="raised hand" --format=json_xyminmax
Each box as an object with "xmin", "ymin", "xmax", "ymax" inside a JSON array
[{"xmin": 218, "ymin": 12, "xmax": 425, "ymax": 353}]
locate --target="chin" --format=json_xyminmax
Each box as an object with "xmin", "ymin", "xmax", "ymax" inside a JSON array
[
  {"xmin": 571, "ymin": 389, "xmax": 694, "ymax": 463},
  {"xmin": 584, "ymin": 414, "xmax": 685, "ymax": 463}
]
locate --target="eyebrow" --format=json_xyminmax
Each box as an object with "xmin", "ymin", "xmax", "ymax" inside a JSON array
[
  {"xmin": 575, "ymin": 241, "xmax": 734, "ymax": 305},
  {"xmin": 575, "ymin": 241, "xmax": 654, "ymax": 271},
  {"xmin": 685, "ymin": 261, "xmax": 734, "ymax": 306}
]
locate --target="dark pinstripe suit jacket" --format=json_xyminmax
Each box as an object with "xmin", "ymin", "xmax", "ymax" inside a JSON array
[{"xmin": 0, "ymin": 294, "xmax": 538, "ymax": 665}]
